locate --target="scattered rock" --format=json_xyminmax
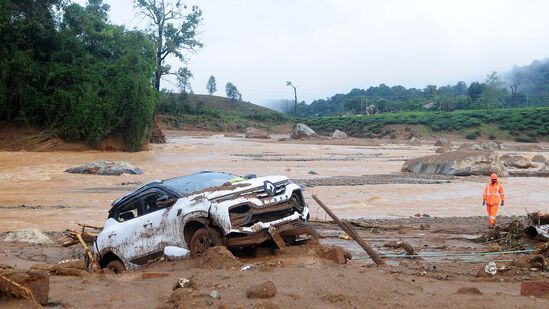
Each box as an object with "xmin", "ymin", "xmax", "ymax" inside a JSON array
[
  {"xmin": 456, "ymin": 287, "xmax": 483, "ymax": 295},
  {"xmin": 316, "ymin": 245, "xmax": 352, "ymax": 264},
  {"xmin": 2, "ymin": 228, "xmax": 53, "ymax": 245},
  {"xmin": 401, "ymin": 151, "xmax": 508, "ymax": 176},
  {"xmin": 308, "ymin": 170, "xmax": 318, "ymax": 175},
  {"xmin": 532, "ymin": 155, "xmax": 546, "ymax": 163},
  {"xmin": 407, "ymin": 137, "xmax": 421, "ymax": 146},
  {"xmin": 500, "ymin": 155, "xmax": 535, "ymax": 169},
  {"xmin": 434, "ymin": 138, "xmax": 452, "ymax": 147},
  {"xmin": 331, "ymin": 130, "xmax": 348, "ymax": 139},
  {"xmin": 290, "ymin": 123, "xmax": 318, "ymax": 139},
  {"xmin": 435, "ymin": 146, "xmax": 451, "ymax": 154},
  {"xmin": 383, "ymin": 241, "xmax": 416, "ymax": 255},
  {"xmin": 65, "ymin": 160, "xmax": 143, "ymax": 176},
  {"xmin": 521, "ymin": 281, "xmax": 549, "ymax": 298},
  {"xmin": 173, "ymin": 277, "xmax": 194, "ymax": 290},
  {"xmin": 246, "ymin": 281, "xmax": 277, "ymax": 299},
  {"xmin": 481, "ymin": 141, "xmax": 503, "ymax": 151},
  {"xmin": 457, "ymin": 143, "xmax": 482, "ymax": 151},
  {"xmin": 209, "ymin": 290, "xmax": 220, "ymax": 299},
  {"xmin": 245, "ymin": 127, "xmax": 270, "ymax": 139}
]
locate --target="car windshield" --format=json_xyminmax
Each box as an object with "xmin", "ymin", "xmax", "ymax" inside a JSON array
[{"xmin": 162, "ymin": 172, "xmax": 239, "ymax": 196}]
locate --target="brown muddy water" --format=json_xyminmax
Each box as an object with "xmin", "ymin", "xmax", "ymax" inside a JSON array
[{"xmin": 1, "ymin": 131, "xmax": 548, "ymax": 232}]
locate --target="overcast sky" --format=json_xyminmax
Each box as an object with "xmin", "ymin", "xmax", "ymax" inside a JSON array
[{"xmin": 75, "ymin": 0, "xmax": 549, "ymax": 105}]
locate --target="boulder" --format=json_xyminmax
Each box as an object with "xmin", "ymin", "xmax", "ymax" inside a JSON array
[
  {"xmin": 457, "ymin": 143, "xmax": 482, "ymax": 151},
  {"xmin": 331, "ymin": 130, "xmax": 348, "ymax": 139},
  {"xmin": 290, "ymin": 123, "xmax": 318, "ymax": 139},
  {"xmin": 245, "ymin": 127, "xmax": 270, "ymax": 139},
  {"xmin": 65, "ymin": 160, "xmax": 143, "ymax": 176},
  {"xmin": 401, "ymin": 151, "xmax": 508, "ymax": 176},
  {"xmin": 435, "ymin": 147, "xmax": 451, "ymax": 154},
  {"xmin": 434, "ymin": 138, "xmax": 452, "ymax": 147},
  {"xmin": 407, "ymin": 137, "xmax": 421, "ymax": 146},
  {"xmin": 246, "ymin": 281, "xmax": 277, "ymax": 299},
  {"xmin": 500, "ymin": 155, "xmax": 535, "ymax": 169},
  {"xmin": 481, "ymin": 141, "xmax": 503, "ymax": 151},
  {"xmin": 532, "ymin": 155, "xmax": 546, "ymax": 163}
]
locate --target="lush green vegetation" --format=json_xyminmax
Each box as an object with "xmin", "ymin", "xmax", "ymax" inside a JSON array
[
  {"xmin": 302, "ymin": 107, "xmax": 549, "ymax": 142},
  {"xmin": 0, "ymin": 0, "xmax": 159, "ymax": 151},
  {"xmin": 294, "ymin": 59, "xmax": 549, "ymax": 117}
]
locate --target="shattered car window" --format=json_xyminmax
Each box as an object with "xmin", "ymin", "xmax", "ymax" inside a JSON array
[
  {"xmin": 117, "ymin": 200, "xmax": 140, "ymax": 222},
  {"xmin": 162, "ymin": 172, "xmax": 238, "ymax": 196}
]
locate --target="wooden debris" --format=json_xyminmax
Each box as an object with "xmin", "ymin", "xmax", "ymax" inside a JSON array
[
  {"xmin": 0, "ymin": 270, "xmax": 48, "ymax": 307},
  {"xmin": 312, "ymin": 195, "xmax": 384, "ymax": 266},
  {"xmin": 68, "ymin": 231, "xmax": 99, "ymax": 271}
]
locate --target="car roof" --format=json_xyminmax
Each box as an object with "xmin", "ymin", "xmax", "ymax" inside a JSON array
[{"xmin": 110, "ymin": 171, "xmax": 238, "ymax": 209}]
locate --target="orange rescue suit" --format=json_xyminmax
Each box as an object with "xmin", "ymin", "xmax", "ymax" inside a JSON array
[{"xmin": 483, "ymin": 181, "xmax": 505, "ymax": 226}]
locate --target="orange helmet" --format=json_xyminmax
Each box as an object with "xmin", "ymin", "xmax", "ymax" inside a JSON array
[{"xmin": 490, "ymin": 173, "xmax": 498, "ymax": 180}]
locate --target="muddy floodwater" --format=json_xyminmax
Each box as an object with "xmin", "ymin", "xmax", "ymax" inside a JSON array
[{"xmin": 1, "ymin": 131, "xmax": 548, "ymax": 232}]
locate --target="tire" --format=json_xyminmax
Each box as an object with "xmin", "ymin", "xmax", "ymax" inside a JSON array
[
  {"xmin": 106, "ymin": 259, "xmax": 126, "ymax": 274},
  {"xmin": 190, "ymin": 228, "xmax": 223, "ymax": 258}
]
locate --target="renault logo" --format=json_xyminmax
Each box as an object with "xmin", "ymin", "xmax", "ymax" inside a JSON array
[{"xmin": 263, "ymin": 181, "xmax": 276, "ymax": 196}]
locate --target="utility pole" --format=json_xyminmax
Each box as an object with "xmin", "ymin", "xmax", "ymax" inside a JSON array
[{"xmin": 286, "ymin": 81, "xmax": 298, "ymax": 117}]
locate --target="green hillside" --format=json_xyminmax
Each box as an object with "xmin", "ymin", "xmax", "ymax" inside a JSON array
[
  {"xmin": 157, "ymin": 93, "xmax": 289, "ymax": 132},
  {"xmin": 302, "ymin": 107, "xmax": 549, "ymax": 142}
]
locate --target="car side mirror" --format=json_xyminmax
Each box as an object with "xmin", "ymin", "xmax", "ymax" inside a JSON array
[{"xmin": 243, "ymin": 174, "xmax": 256, "ymax": 179}]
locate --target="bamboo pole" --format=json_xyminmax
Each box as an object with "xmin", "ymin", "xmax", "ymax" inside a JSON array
[{"xmin": 312, "ymin": 195, "xmax": 385, "ymax": 266}]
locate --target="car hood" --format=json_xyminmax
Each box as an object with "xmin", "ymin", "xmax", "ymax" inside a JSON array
[{"xmin": 190, "ymin": 175, "xmax": 290, "ymax": 201}]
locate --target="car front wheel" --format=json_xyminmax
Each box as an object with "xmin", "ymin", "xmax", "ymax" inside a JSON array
[
  {"xmin": 106, "ymin": 259, "xmax": 126, "ymax": 273},
  {"xmin": 190, "ymin": 228, "xmax": 223, "ymax": 258}
]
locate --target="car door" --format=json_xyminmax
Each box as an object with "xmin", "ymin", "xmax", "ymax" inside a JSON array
[{"xmin": 130, "ymin": 188, "xmax": 177, "ymax": 264}]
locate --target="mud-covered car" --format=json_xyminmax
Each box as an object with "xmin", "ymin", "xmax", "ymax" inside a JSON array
[{"xmin": 93, "ymin": 171, "xmax": 314, "ymax": 272}]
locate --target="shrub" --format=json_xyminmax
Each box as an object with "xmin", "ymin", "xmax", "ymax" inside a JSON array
[
  {"xmin": 515, "ymin": 136, "xmax": 538, "ymax": 143},
  {"xmin": 465, "ymin": 131, "xmax": 481, "ymax": 140}
]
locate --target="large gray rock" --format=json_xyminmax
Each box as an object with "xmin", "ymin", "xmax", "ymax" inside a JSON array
[
  {"xmin": 332, "ymin": 130, "xmax": 348, "ymax": 139},
  {"xmin": 500, "ymin": 155, "xmax": 535, "ymax": 169},
  {"xmin": 291, "ymin": 123, "xmax": 318, "ymax": 139},
  {"xmin": 481, "ymin": 141, "xmax": 503, "ymax": 151},
  {"xmin": 436, "ymin": 146, "xmax": 451, "ymax": 154},
  {"xmin": 434, "ymin": 138, "xmax": 452, "ymax": 147},
  {"xmin": 457, "ymin": 143, "xmax": 482, "ymax": 151},
  {"xmin": 245, "ymin": 127, "xmax": 270, "ymax": 139},
  {"xmin": 532, "ymin": 155, "xmax": 546, "ymax": 163},
  {"xmin": 407, "ymin": 137, "xmax": 421, "ymax": 146},
  {"xmin": 401, "ymin": 151, "xmax": 508, "ymax": 176},
  {"xmin": 65, "ymin": 160, "xmax": 143, "ymax": 176}
]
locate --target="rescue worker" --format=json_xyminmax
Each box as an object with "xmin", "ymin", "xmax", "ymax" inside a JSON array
[{"xmin": 482, "ymin": 173, "xmax": 505, "ymax": 228}]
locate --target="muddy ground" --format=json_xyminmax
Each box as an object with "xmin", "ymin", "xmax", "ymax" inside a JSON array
[
  {"xmin": 1, "ymin": 131, "xmax": 549, "ymax": 307},
  {"xmin": 1, "ymin": 216, "xmax": 548, "ymax": 308}
]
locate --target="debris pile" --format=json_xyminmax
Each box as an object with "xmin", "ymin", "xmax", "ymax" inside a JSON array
[{"xmin": 474, "ymin": 220, "xmax": 525, "ymax": 251}]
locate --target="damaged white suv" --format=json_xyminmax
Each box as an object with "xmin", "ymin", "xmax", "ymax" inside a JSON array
[{"xmin": 93, "ymin": 171, "xmax": 314, "ymax": 272}]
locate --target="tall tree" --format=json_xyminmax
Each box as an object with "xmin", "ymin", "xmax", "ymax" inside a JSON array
[
  {"xmin": 176, "ymin": 67, "xmax": 192, "ymax": 93},
  {"xmin": 225, "ymin": 82, "xmax": 240, "ymax": 101},
  {"xmin": 134, "ymin": 0, "xmax": 202, "ymax": 91},
  {"xmin": 206, "ymin": 75, "xmax": 217, "ymax": 95},
  {"xmin": 286, "ymin": 81, "xmax": 298, "ymax": 116}
]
